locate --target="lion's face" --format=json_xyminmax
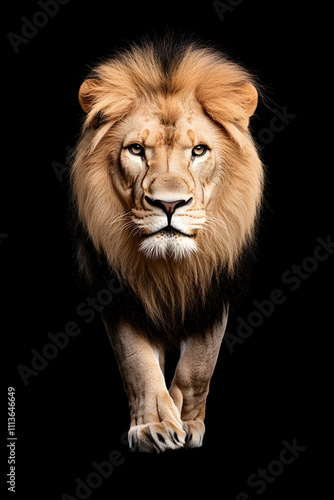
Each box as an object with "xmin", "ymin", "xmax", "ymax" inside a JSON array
[
  {"xmin": 113, "ymin": 97, "xmax": 224, "ymax": 260},
  {"xmin": 71, "ymin": 40, "xmax": 264, "ymax": 328},
  {"xmin": 72, "ymin": 41, "xmax": 263, "ymax": 310}
]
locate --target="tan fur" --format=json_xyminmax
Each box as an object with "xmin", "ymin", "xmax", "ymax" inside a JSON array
[
  {"xmin": 103, "ymin": 311, "xmax": 227, "ymax": 451},
  {"xmin": 71, "ymin": 39, "xmax": 264, "ymax": 452},
  {"xmin": 71, "ymin": 41, "xmax": 264, "ymax": 327}
]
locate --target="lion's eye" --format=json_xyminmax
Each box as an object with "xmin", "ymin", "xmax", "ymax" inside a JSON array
[
  {"xmin": 128, "ymin": 143, "xmax": 145, "ymax": 157},
  {"xmin": 192, "ymin": 145, "xmax": 208, "ymax": 157}
]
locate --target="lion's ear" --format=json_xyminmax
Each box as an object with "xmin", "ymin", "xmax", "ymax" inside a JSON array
[
  {"xmin": 231, "ymin": 82, "xmax": 258, "ymax": 131},
  {"xmin": 78, "ymin": 78, "xmax": 101, "ymax": 114},
  {"xmin": 198, "ymin": 78, "xmax": 258, "ymax": 135},
  {"xmin": 78, "ymin": 72, "xmax": 135, "ymax": 131},
  {"xmin": 239, "ymin": 82, "xmax": 258, "ymax": 120}
]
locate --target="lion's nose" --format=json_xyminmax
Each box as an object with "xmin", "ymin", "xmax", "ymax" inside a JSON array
[{"xmin": 145, "ymin": 196, "xmax": 193, "ymax": 224}]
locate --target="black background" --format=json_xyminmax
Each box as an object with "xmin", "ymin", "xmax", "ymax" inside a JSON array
[{"xmin": 3, "ymin": 1, "xmax": 332, "ymax": 499}]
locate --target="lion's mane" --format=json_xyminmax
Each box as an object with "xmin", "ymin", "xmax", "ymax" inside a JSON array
[{"xmin": 70, "ymin": 36, "xmax": 264, "ymax": 343}]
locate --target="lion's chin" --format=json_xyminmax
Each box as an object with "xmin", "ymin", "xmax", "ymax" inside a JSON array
[{"xmin": 138, "ymin": 232, "xmax": 197, "ymax": 261}]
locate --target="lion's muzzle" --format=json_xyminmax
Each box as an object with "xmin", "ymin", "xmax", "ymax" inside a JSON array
[{"xmin": 144, "ymin": 196, "xmax": 193, "ymax": 226}]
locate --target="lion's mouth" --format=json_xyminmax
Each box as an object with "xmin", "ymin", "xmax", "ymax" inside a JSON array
[
  {"xmin": 142, "ymin": 225, "xmax": 194, "ymax": 238},
  {"xmin": 138, "ymin": 226, "xmax": 197, "ymax": 260}
]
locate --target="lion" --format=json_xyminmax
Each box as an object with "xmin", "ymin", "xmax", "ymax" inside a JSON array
[{"xmin": 70, "ymin": 36, "xmax": 264, "ymax": 452}]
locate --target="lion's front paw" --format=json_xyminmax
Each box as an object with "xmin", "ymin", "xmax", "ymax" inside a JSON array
[
  {"xmin": 183, "ymin": 420, "xmax": 205, "ymax": 448},
  {"xmin": 128, "ymin": 420, "xmax": 186, "ymax": 453}
]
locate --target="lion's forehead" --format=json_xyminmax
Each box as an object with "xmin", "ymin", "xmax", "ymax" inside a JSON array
[{"xmin": 126, "ymin": 101, "xmax": 214, "ymax": 150}]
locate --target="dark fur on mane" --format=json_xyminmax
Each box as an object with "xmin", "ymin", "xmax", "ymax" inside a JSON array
[
  {"xmin": 69, "ymin": 203, "xmax": 257, "ymax": 349},
  {"xmin": 69, "ymin": 34, "xmax": 263, "ymax": 348}
]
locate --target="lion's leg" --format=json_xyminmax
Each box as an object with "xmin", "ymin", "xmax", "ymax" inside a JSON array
[
  {"xmin": 169, "ymin": 314, "xmax": 228, "ymax": 448},
  {"xmin": 102, "ymin": 314, "xmax": 185, "ymax": 453}
]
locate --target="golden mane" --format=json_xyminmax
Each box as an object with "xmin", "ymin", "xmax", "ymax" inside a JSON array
[{"xmin": 71, "ymin": 38, "xmax": 264, "ymax": 328}]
